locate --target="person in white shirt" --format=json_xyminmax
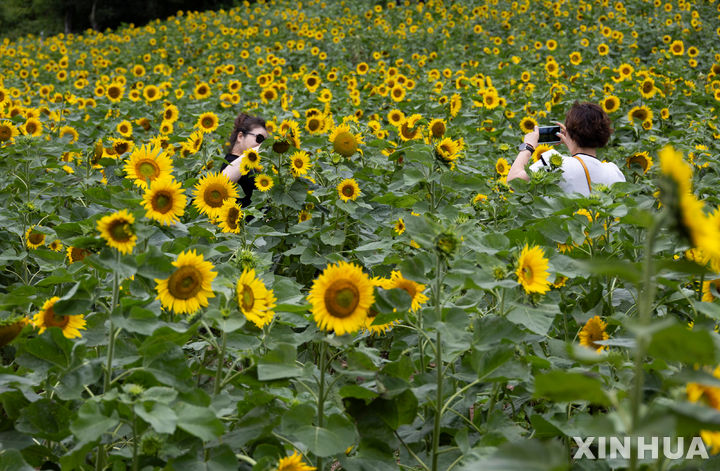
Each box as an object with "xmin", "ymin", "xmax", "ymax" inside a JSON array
[{"xmin": 507, "ymin": 102, "xmax": 625, "ymax": 196}]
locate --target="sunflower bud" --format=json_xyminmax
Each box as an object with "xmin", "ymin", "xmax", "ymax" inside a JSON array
[
  {"xmin": 492, "ymin": 265, "xmax": 507, "ymax": 280},
  {"xmin": 435, "ymin": 231, "xmax": 459, "ymax": 257},
  {"xmin": 141, "ymin": 432, "xmax": 163, "ymax": 457},
  {"xmin": 237, "ymin": 248, "xmax": 258, "ymax": 271},
  {"xmin": 550, "ymin": 153, "xmax": 563, "ymax": 169},
  {"xmin": 123, "ymin": 383, "xmax": 144, "ymax": 397}
]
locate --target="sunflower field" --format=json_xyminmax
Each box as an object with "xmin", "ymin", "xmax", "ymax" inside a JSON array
[{"xmin": 1, "ymin": 0, "xmax": 720, "ymax": 469}]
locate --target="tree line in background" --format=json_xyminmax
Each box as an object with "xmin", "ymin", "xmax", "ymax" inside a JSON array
[{"xmin": 0, "ymin": 0, "xmax": 238, "ymax": 39}]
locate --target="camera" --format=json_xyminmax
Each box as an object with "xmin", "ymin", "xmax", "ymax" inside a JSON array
[{"xmin": 538, "ymin": 125, "xmax": 561, "ymax": 144}]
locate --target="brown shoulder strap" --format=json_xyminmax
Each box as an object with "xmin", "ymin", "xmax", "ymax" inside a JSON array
[{"xmin": 571, "ymin": 155, "xmax": 592, "ymax": 193}]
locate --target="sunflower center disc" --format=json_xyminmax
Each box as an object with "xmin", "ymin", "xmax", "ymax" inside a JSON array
[
  {"xmin": 325, "ymin": 281, "xmax": 360, "ymax": 318},
  {"xmin": 309, "ymin": 119, "xmax": 320, "ymax": 131},
  {"xmin": 294, "ymin": 159, "xmax": 303, "ymax": 168},
  {"xmin": 241, "ymin": 284, "xmax": 254, "ymax": 311},
  {"xmin": 342, "ymin": 185, "xmax": 354, "ymax": 197},
  {"xmin": 153, "ymin": 193, "xmax": 171, "ymax": 212},
  {"xmin": 28, "ymin": 232, "xmax": 44, "ymax": 244},
  {"xmin": 227, "ymin": 208, "xmax": 240, "ymax": 229},
  {"xmin": 205, "ymin": 185, "xmax": 225, "ymax": 207},
  {"xmin": 110, "ymin": 221, "xmax": 132, "ymax": 242},
  {"xmin": 0, "ymin": 127, "xmax": 11, "ymax": 141},
  {"xmin": 138, "ymin": 161, "xmax": 158, "ymax": 178},
  {"xmin": 45, "ymin": 306, "xmax": 70, "ymax": 328},
  {"xmin": 522, "ymin": 266, "xmax": 533, "ymax": 280},
  {"xmin": 168, "ymin": 266, "xmax": 202, "ymax": 300},
  {"xmin": 202, "ymin": 118, "xmax": 213, "ymax": 128}
]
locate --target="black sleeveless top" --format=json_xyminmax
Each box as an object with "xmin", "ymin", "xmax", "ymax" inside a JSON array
[{"xmin": 220, "ymin": 153, "xmax": 255, "ymax": 208}]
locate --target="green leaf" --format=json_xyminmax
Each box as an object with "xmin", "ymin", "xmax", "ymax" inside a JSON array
[
  {"xmin": 506, "ymin": 303, "xmax": 558, "ymax": 336},
  {"xmin": 0, "ymin": 449, "xmax": 34, "ymax": 471},
  {"xmin": 647, "ymin": 324, "xmax": 715, "ymax": 365},
  {"xmin": 293, "ymin": 413, "xmax": 358, "ymax": 457},
  {"xmin": 70, "ymin": 401, "xmax": 119, "ymax": 444},
  {"xmin": 15, "ymin": 399, "xmax": 72, "ymax": 441},
  {"xmin": 175, "ymin": 402, "xmax": 224, "ymax": 441},
  {"xmin": 534, "ymin": 371, "xmax": 609, "ymax": 406},
  {"xmin": 257, "ymin": 343, "xmax": 302, "ymax": 381},
  {"xmin": 17, "ymin": 328, "xmax": 73, "ymax": 369},
  {"xmin": 459, "ymin": 439, "xmax": 569, "ymax": 471},
  {"xmin": 134, "ymin": 402, "xmax": 178, "ymax": 435}
]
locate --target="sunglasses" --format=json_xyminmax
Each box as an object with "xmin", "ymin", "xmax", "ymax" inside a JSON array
[{"xmin": 245, "ymin": 131, "xmax": 265, "ymax": 144}]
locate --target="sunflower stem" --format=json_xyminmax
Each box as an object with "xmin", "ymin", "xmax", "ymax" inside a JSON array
[
  {"xmin": 698, "ymin": 273, "xmax": 705, "ymax": 302},
  {"xmin": 431, "ymin": 252, "xmax": 443, "ymax": 471},
  {"xmin": 316, "ymin": 339, "xmax": 327, "ymax": 471},
  {"xmin": 213, "ymin": 329, "xmax": 227, "ymax": 396},
  {"xmin": 103, "ymin": 252, "xmax": 120, "ymax": 393},
  {"xmin": 132, "ymin": 409, "xmax": 139, "ymax": 471},
  {"xmin": 629, "ymin": 213, "xmax": 664, "ymax": 471},
  {"xmin": 97, "ymin": 253, "xmax": 120, "ymax": 470}
]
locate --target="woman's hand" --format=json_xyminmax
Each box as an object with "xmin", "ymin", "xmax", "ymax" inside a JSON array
[
  {"xmin": 524, "ymin": 127, "xmax": 539, "ymax": 148},
  {"xmin": 554, "ymin": 122, "xmax": 573, "ymax": 150}
]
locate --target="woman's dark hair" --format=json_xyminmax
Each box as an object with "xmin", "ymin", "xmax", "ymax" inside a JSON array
[
  {"xmin": 227, "ymin": 112, "xmax": 266, "ymax": 154},
  {"xmin": 564, "ymin": 102, "xmax": 613, "ymax": 148}
]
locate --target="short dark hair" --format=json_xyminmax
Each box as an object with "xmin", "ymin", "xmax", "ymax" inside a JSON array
[
  {"xmin": 227, "ymin": 112, "xmax": 266, "ymax": 154},
  {"xmin": 564, "ymin": 102, "xmax": 612, "ymax": 148}
]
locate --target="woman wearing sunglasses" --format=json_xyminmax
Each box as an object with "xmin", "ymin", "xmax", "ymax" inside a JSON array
[{"xmin": 221, "ymin": 112, "xmax": 269, "ymax": 208}]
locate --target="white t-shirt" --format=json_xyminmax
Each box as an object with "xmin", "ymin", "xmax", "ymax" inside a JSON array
[{"xmin": 529, "ymin": 150, "xmax": 625, "ymax": 196}]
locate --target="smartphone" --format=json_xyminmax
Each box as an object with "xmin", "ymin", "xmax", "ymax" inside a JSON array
[{"xmin": 538, "ymin": 125, "xmax": 561, "ymax": 144}]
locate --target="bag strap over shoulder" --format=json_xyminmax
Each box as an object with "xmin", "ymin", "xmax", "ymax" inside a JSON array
[{"xmin": 570, "ymin": 154, "xmax": 592, "ymax": 193}]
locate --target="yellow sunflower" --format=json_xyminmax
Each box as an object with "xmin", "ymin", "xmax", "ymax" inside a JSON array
[
  {"xmin": 601, "ymin": 95, "xmax": 620, "ymax": 114},
  {"xmin": 379, "ymin": 270, "xmax": 429, "ymax": 312},
  {"xmin": 627, "ymin": 106, "xmax": 653, "ymax": 126},
  {"xmin": 579, "ymin": 316, "xmax": 609, "ymax": 352},
  {"xmin": 687, "ymin": 366, "xmax": 720, "ymax": 454},
  {"xmin": 363, "ymin": 308, "xmax": 399, "ymax": 336},
  {"xmin": 515, "ymin": 244, "xmax": 551, "ymax": 294},
  {"xmin": 193, "ymin": 172, "xmax": 239, "ymax": 219},
  {"xmin": 0, "ymin": 316, "xmax": 27, "ymax": 347},
  {"xmin": 298, "ymin": 210, "xmax": 312, "ymax": 223},
  {"xmin": 143, "ymin": 85, "xmax": 161, "ymax": 102},
  {"xmin": 435, "ymin": 137, "xmax": 459, "ymax": 162},
  {"xmin": 124, "ymin": 144, "xmax": 174, "ymax": 189},
  {"xmin": 196, "ymin": 112, "xmax": 219, "ymax": 133},
  {"xmin": 241, "ymin": 148, "xmax": 263, "ymax": 173},
  {"xmin": 337, "ymin": 178, "xmax": 361, "ymax": 202},
  {"xmin": 32, "ymin": 296, "xmax": 86, "ymax": 339},
  {"xmin": 66, "ymin": 246, "xmax": 91, "ymax": 263},
  {"xmin": 162, "ymin": 104, "xmax": 179, "ymax": 123},
  {"xmin": 289, "ymin": 151, "xmax": 312, "ymax": 176},
  {"xmin": 659, "ymin": 145, "xmax": 693, "ymax": 194},
  {"xmin": 22, "ymin": 117, "xmax": 43, "ymax": 137},
  {"xmin": 495, "ymin": 157, "xmax": 510, "ymax": 176},
  {"xmin": 25, "ymin": 225, "xmax": 46, "ymax": 249},
  {"xmin": 58, "ymin": 125, "xmax": 79, "ymax": 143},
  {"xmin": 329, "ymin": 124, "xmax": 361, "ymax": 157},
  {"xmin": 194, "ymin": 81, "xmax": 212, "ymax": 100},
  {"xmin": 626, "ymin": 151, "xmax": 653, "ymax": 174},
  {"xmin": 48, "ymin": 240, "xmax": 63, "ymax": 252},
  {"xmin": 255, "ymin": 174, "xmax": 274, "ymax": 192},
  {"xmin": 394, "ymin": 218, "xmax": 405, "ymax": 235},
  {"xmin": 142, "ymin": 176, "xmax": 186, "ymax": 226},
  {"xmin": 275, "ymin": 451, "xmax": 316, "ymax": 471},
  {"xmin": 97, "ymin": 209, "xmax": 137, "ymax": 254},
  {"xmin": 237, "ymin": 268, "xmax": 277, "ymax": 328},
  {"xmin": 531, "ymin": 144, "xmax": 553, "ymax": 163},
  {"xmin": 398, "ymin": 114, "xmax": 422, "ymax": 141},
  {"xmin": 112, "ymin": 138, "xmax": 134, "ymax": 156},
  {"xmin": 703, "ymin": 280, "xmax": 720, "ymax": 302},
  {"xmin": 116, "ymin": 120, "xmax": 133, "ymax": 138},
  {"xmin": 0, "ymin": 120, "xmax": 20, "ymax": 143},
  {"xmin": 307, "ymin": 261, "xmax": 375, "ymax": 336},
  {"xmin": 217, "ymin": 199, "xmax": 243, "ymax": 234},
  {"xmin": 387, "ymin": 109, "xmax": 405, "ymax": 127},
  {"xmin": 155, "ymin": 250, "xmax": 217, "ymax": 315},
  {"xmin": 519, "ymin": 116, "xmax": 537, "ymax": 133},
  {"xmin": 428, "ymin": 118, "xmax": 446, "ymax": 138}
]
